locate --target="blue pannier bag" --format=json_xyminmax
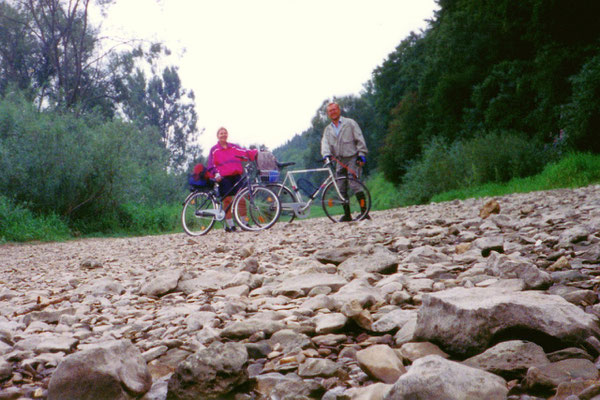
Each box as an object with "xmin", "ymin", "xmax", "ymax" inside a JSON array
[
  {"xmin": 259, "ymin": 169, "xmax": 280, "ymax": 183},
  {"xmin": 189, "ymin": 163, "xmax": 214, "ymax": 190}
]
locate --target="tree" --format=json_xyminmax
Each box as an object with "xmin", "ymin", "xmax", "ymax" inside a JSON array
[
  {"xmin": 0, "ymin": 0, "xmax": 203, "ymax": 168},
  {"xmin": 116, "ymin": 65, "xmax": 200, "ymax": 170},
  {"xmin": 0, "ymin": 2, "xmax": 37, "ymax": 94},
  {"xmin": 370, "ymin": 0, "xmax": 600, "ymax": 186}
]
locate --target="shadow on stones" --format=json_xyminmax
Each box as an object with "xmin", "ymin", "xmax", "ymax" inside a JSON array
[
  {"xmin": 378, "ymin": 263, "xmax": 398, "ymax": 275},
  {"xmin": 489, "ymin": 326, "xmax": 573, "ymax": 353}
]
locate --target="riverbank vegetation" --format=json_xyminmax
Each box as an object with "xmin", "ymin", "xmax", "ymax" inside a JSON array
[{"xmin": 1, "ymin": 0, "xmax": 599, "ymax": 242}]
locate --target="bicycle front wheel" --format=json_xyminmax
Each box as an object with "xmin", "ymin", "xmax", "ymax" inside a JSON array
[
  {"xmin": 322, "ymin": 177, "xmax": 371, "ymax": 223},
  {"xmin": 266, "ymin": 183, "xmax": 297, "ymax": 223},
  {"xmin": 233, "ymin": 186, "xmax": 281, "ymax": 231},
  {"xmin": 181, "ymin": 191, "xmax": 217, "ymax": 235}
]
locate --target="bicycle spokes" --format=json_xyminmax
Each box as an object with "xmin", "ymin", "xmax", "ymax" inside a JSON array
[
  {"xmin": 233, "ymin": 186, "xmax": 281, "ymax": 231},
  {"xmin": 322, "ymin": 178, "xmax": 371, "ymax": 222},
  {"xmin": 182, "ymin": 192, "xmax": 217, "ymax": 236}
]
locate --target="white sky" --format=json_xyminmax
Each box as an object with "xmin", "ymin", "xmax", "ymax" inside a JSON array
[{"xmin": 97, "ymin": 0, "xmax": 438, "ymax": 156}]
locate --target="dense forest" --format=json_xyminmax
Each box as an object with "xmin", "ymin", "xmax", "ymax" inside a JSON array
[
  {"xmin": 1, "ymin": 0, "xmax": 600, "ymax": 238},
  {"xmin": 275, "ymin": 0, "xmax": 600, "ymax": 203}
]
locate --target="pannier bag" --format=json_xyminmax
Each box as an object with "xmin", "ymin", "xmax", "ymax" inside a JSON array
[
  {"xmin": 256, "ymin": 150, "xmax": 279, "ymax": 183},
  {"xmin": 188, "ymin": 163, "xmax": 214, "ymax": 190},
  {"xmin": 297, "ymin": 177, "xmax": 317, "ymax": 197},
  {"xmin": 259, "ymin": 170, "xmax": 280, "ymax": 183}
]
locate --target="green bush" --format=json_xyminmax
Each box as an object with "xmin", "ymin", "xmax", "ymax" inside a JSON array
[
  {"xmin": 562, "ymin": 54, "xmax": 600, "ymax": 152},
  {"xmin": 397, "ymin": 137, "xmax": 462, "ymax": 204},
  {"xmin": 117, "ymin": 202, "xmax": 181, "ymax": 234},
  {"xmin": 398, "ymin": 131, "xmax": 547, "ymax": 204},
  {"xmin": 365, "ymin": 171, "xmax": 403, "ymax": 210},
  {"xmin": 539, "ymin": 152, "xmax": 600, "ymax": 188},
  {"xmin": 0, "ymin": 196, "xmax": 70, "ymax": 242},
  {"xmin": 431, "ymin": 152, "xmax": 600, "ymax": 203},
  {"xmin": 0, "ymin": 90, "xmax": 185, "ymax": 234},
  {"xmin": 459, "ymin": 130, "xmax": 547, "ymax": 184}
]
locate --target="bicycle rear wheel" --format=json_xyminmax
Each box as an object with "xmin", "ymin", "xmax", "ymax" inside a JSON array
[
  {"xmin": 266, "ymin": 183, "xmax": 297, "ymax": 223},
  {"xmin": 233, "ymin": 186, "xmax": 281, "ymax": 231},
  {"xmin": 322, "ymin": 177, "xmax": 371, "ymax": 223},
  {"xmin": 182, "ymin": 191, "xmax": 217, "ymax": 235}
]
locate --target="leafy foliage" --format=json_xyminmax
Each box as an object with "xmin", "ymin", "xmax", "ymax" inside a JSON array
[
  {"xmin": 0, "ymin": 89, "xmax": 183, "ymax": 232},
  {"xmin": 366, "ymin": 0, "xmax": 600, "ymax": 189},
  {"xmin": 397, "ymin": 131, "xmax": 548, "ymax": 204},
  {"xmin": 0, "ymin": 0, "xmax": 202, "ymax": 168},
  {"xmin": 116, "ymin": 65, "xmax": 201, "ymax": 169},
  {"xmin": 0, "ymin": 195, "xmax": 70, "ymax": 242},
  {"xmin": 562, "ymin": 54, "xmax": 600, "ymax": 152},
  {"xmin": 431, "ymin": 152, "xmax": 600, "ymax": 203}
]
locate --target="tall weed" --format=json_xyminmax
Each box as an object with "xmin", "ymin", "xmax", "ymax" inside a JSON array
[
  {"xmin": 365, "ymin": 172, "xmax": 403, "ymax": 210},
  {"xmin": 431, "ymin": 152, "xmax": 600, "ymax": 202},
  {"xmin": 0, "ymin": 196, "xmax": 70, "ymax": 242},
  {"xmin": 398, "ymin": 130, "xmax": 547, "ymax": 204},
  {"xmin": 0, "ymin": 90, "xmax": 184, "ymax": 233}
]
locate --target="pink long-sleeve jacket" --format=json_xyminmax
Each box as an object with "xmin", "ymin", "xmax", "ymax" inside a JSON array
[{"xmin": 207, "ymin": 143, "xmax": 257, "ymax": 177}]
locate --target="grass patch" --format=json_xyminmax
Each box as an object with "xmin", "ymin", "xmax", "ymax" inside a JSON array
[
  {"xmin": 431, "ymin": 152, "xmax": 600, "ymax": 203},
  {"xmin": 0, "ymin": 196, "xmax": 71, "ymax": 242},
  {"xmin": 117, "ymin": 202, "xmax": 183, "ymax": 235},
  {"xmin": 365, "ymin": 172, "xmax": 403, "ymax": 211}
]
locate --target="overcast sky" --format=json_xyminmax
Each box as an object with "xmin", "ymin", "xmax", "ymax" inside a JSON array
[{"xmin": 97, "ymin": 0, "xmax": 438, "ymax": 156}]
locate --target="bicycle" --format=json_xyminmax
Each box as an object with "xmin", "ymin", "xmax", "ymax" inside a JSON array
[
  {"xmin": 181, "ymin": 158, "xmax": 281, "ymax": 235},
  {"xmin": 264, "ymin": 156, "xmax": 371, "ymax": 223}
]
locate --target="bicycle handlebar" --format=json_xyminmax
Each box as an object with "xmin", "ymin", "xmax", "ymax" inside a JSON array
[{"xmin": 277, "ymin": 161, "xmax": 296, "ymax": 169}]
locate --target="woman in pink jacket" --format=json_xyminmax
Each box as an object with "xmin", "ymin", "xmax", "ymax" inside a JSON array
[{"xmin": 207, "ymin": 127, "xmax": 256, "ymax": 232}]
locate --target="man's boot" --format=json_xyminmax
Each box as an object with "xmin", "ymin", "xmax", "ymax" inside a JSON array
[
  {"xmin": 356, "ymin": 191, "xmax": 370, "ymax": 220},
  {"xmin": 339, "ymin": 204, "xmax": 352, "ymax": 222}
]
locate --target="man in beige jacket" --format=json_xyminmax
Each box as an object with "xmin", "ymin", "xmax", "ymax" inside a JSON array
[{"xmin": 321, "ymin": 102, "xmax": 370, "ymax": 221}]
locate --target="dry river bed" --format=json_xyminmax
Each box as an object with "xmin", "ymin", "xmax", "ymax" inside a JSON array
[{"xmin": 1, "ymin": 185, "xmax": 600, "ymax": 399}]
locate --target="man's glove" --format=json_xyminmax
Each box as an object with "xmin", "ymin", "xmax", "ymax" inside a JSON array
[
  {"xmin": 323, "ymin": 155, "xmax": 332, "ymax": 165},
  {"xmin": 357, "ymin": 155, "xmax": 366, "ymax": 165}
]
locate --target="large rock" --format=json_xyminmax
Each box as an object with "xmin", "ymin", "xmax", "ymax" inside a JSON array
[
  {"xmin": 254, "ymin": 372, "xmax": 323, "ymax": 399},
  {"xmin": 345, "ymin": 383, "xmax": 393, "ymax": 400},
  {"xmin": 47, "ymin": 340, "xmax": 152, "ymax": 400},
  {"xmin": 383, "ymin": 355, "xmax": 507, "ymax": 400},
  {"xmin": 140, "ymin": 269, "xmax": 182, "ymax": 297},
  {"xmin": 414, "ymin": 287, "xmax": 600, "ymax": 357},
  {"xmin": 0, "ymin": 357, "xmax": 12, "ymax": 381},
  {"xmin": 221, "ymin": 317, "xmax": 285, "ymax": 339},
  {"xmin": 268, "ymin": 329, "xmax": 311, "ymax": 353},
  {"xmin": 314, "ymin": 247, "xmax": 358, "ymax": 265},
  {"xmin": 371, "ymin": 309, "xmax": 415, "ymax": 333},
  {"xmin": 167, "ymin": 341, "xmax": 248, "ymax": 399},
  {"xmin": 331, "ymin": 278, "xmax": 384, "ymax": 306},
  {"xmin": 271, "ymin": 273, "xmax": 348, "ymax": 297},
  {"xmin": 176, "ymin": 270, "xmax": 234, "ymax": 294},
  {"xmin": 524, "ymin": 358, "xmax": 599, "ymax": 390},
  {"xmin": 337, "ymin": 246, "xmax": 398, "ymax": 279},
  {"xmin": 403, "ymin": 245, "xmax": 451, "ymax": 265},
  {"xmin": 485, "ymin": 252, "xmax": 552, "ymax": 289},
  {"xmin": 463, "ymin": 340, "xmax": 549, "ymax": 379},
  {"xmin": 356, "ymin": 344, "xmax": 406, "ymax": 384}
]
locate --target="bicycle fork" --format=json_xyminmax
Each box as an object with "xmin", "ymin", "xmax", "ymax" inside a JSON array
[{"xmin": 195, "ymin": 195, "xmax": 226, "ymax": 221}]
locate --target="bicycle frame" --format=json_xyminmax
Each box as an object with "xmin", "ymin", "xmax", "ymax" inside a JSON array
[
  {"xmin": 182, "ymin": 157, "xmax": 282, "ymax": 235},
  {"xmin": 185, "ymin": 160, "xmax": 257, "ymax": 220},
  {"xmin": 279, "ymin": 164, "xmax": 352, "ymax": 218}
]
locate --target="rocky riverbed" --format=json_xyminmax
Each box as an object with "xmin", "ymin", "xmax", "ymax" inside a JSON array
[{"xmin": 2, "ymin": 185, "xmax": 600, "ymax": 399}]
